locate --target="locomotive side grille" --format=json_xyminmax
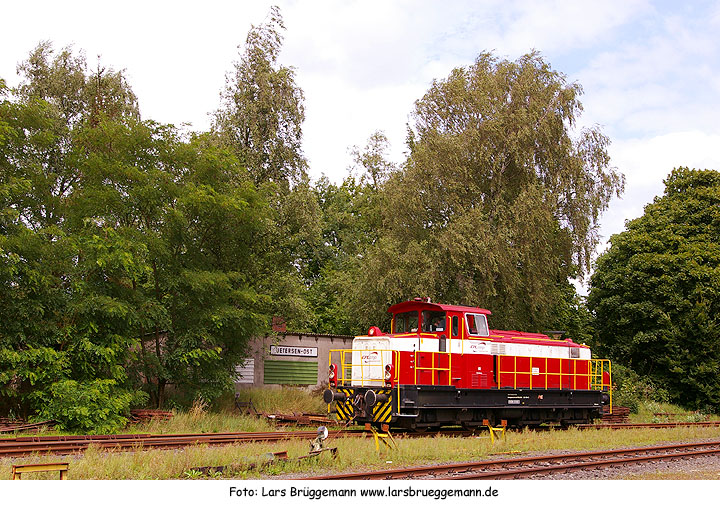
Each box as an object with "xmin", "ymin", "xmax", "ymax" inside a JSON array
[{"xmin": 491, "ymin": 343, "xmax": 507, "ymax": 355}]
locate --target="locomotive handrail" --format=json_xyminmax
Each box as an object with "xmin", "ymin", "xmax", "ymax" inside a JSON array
[
  {"xmin": 497, "ymin": 356, "xmax": 611, "ymax": 390},
  {"xmin": 413, "ymin": 349, "xmax": 452, "ymax": 386},
  {"xmin": 328, "ymin": 348, "xmax": 401, "ymax": 387},
  {"xmin": 500, "ymin": 355, "xmax": 585, "ymax": 389},
  {"xmin": 591, "ymin": 359, "xmax": 613, "ymax": 413},
  {"xmin": 496, "ymin": 355, "xmax": 613, "ymax": 412}
]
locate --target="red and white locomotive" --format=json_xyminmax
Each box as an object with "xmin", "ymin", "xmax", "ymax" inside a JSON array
[{"xmin": 323, "ymin": 298, "xmax": 612, "ymax": 429}]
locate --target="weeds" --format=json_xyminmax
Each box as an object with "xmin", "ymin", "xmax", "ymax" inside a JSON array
[
  {"xmin": 3, "ymin": 387, "xmax": 720, "ymax": 479},
  {"xmin": 4, "ymin": 425, "xmax": 720, "ymax": 480}
]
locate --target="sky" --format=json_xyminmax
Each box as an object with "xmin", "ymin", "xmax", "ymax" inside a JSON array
[{"xmin": 2, "ymin": 0, "xmax": 720, "ymax": 277}]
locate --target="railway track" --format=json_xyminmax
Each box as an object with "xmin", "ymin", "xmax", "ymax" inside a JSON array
[
  {"xmin": 577, "ymin": 421, "xmax": 720, "ymax": 430},
  {"xmin": 2, "ymin": 421, "xmax": 718, "ymax": 458},
  {"xmin": 0, "ymin": 429, "xmax": 464, "ymax": 458},
  {"xmin": 0, "ymin": 430, "xmax": 349, "ymax": 458},
  {"xmin": 307, "ymin": 440, "xmax": 720, "ymax": 480}
]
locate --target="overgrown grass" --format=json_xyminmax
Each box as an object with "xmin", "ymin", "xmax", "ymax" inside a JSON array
[
  {"xmin": 0, "ymin": 386, "xmax": 327, "ymax": 439},
  {"xmin": 233, "ymin": 386, "xmax": 327, "ymax": 415},
  {"xmin": 628, "ymin": 400, "xmax": 717, "ymax": 423},
  {"xmin": 4, "ymin": 425, "xmax": 720, "ymax": 480},
  {"xmin": 3, "ymin": 389, "xmax": 720, "ymax": 479}
]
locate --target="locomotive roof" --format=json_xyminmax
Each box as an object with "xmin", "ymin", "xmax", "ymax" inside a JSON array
[{"xmin": 387, "ymin": 300, "xmax": 492, "ymax": 315}]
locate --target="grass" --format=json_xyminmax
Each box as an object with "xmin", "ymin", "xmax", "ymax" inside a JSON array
[
  {"xmin": 234, "ymin": 386, "xmax": 328, "ymax": 415},
  {"xmin": 2, "ymin": 389, "xmax": 720, "ymax": 479},
  {"xmin": 629, "ymin": 401, "xmax": 717, "ymax": 423},
  {"xmin": 4, "ymin": 424, "xmax": 720, "ymax": 480}
]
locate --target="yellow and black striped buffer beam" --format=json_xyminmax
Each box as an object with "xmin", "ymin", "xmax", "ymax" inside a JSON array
[
  {"xmin": 334, "ymin": 387, "xmax": 354, "ymax": 421},
  {"xmin": 372, "ymin": 388, "xmax": 393, "ymax": 424}
]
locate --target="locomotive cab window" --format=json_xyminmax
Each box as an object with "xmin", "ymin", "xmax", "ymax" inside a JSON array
[
  {"xmin": 421, "ymin": 310, "xmax": 446, "ymax": 332},
  {"xmin": 394, "ymin": 311, "xmax": 419, "ymax": 333},
  {"xmin": 465, "ymin": 313, "xmax": 489, "ymax": 337}
]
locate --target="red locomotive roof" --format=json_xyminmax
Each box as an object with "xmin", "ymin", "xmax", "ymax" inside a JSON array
[
  {"xmin": 385, "ymin": 300, "xmax": 587, "ymax": 348},
  {"xmin": 387, "ymin": 300, "xmax": 492, "ymax": 315},
  {"xmin": 490, "ymin": 329, "xmax": 550, "ymax": 340}
]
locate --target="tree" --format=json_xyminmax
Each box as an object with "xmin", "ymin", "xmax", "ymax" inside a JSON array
[
  {"xmin": 302, "ymin": 131, "xmax": 395, "ymax": 334},
  {"xmin": 68, "ymin": 120, "xmax": 273, "ymax": 407},
  {"xmin": 1, "ymin": 40, "xmax": 277, "ymax": 422},
  {"xmin": 346, "ymin": 52, "xmax": 624, "ymax": 332},
  {"xmin": 588, "ymin": 168, "xmax": 720, "ymax": 411},
  {"xmin": 213, "ymin": 6, "xmax": 306, "ymax": 186},
  {"xmin": 8, "ymin": 42, "xmax": 138, "ymax": 231},
  {"xmin": 0, "ymin": 45, "xmax": 143, "ymax": 424},
  {"xmin": 349, "ymin": 130, "xmax": 396, "ymax": 190},
  {"xmin": 211, "ymin": 7, "xmax": 323, "ymax": 333}
]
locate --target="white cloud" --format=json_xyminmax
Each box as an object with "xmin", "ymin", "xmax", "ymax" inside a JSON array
[
  {"xmin": 4, "ymin": 0, "xmax": 720, "ymax": 258},
  {"xmin": 598, "ymin": 130, "xmax": 720, "ymax": 247}
]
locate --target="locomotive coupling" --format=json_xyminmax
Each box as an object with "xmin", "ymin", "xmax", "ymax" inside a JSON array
[{"xmin": 323, "ymin": 389, "xmax": 346, "ymax": 403}]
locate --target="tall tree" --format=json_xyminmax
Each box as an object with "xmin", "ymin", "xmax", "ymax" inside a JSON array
[
  {"xmin": 67, "ymin": 118, "xmax": 274, "ymax": 407},
  {"xmin": 347, "ymin": 52, "xmax": 624, "ymax": 332},
  {"xmin": 2, "ymin": 40, "xmax": 276, "ymax": 424},
  {"xmin": 0, "ymin": 69, "xmax": 140, "ymax": 425},
  {"xmin": 304, "ymin": 131, "xmax": 394, "ymax": 334},
  {"xmin": 213, "ymin": 6, "xmax": 306, "ymax": 186},
  {"xmin": 10, "ymin": 42, "xmax": 138, "ymax": 230},
  {"xmin": 588, "ymin": 168, "xmax": 720, "ymax": 410}
]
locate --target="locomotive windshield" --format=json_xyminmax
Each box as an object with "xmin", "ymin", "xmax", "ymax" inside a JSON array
[
  {"xmin": 421, "ymin": 311, "xmax": 446, "ymax": 332},
  {"xmin": 466, "ymin": 313, "xmax": 489, "ymax": 336},
  {"xmin": 394, "ymin": 311, "xmax": 419, "ymax": 333}
]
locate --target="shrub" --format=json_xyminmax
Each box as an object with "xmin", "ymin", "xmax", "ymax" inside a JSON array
[
  {"xmin": 35, "ymin": 379, "xmax": 147, "ymax": 433},
  {"xmin": 611, "ymin": 364, "xmax": 668, "ymax": 413}
]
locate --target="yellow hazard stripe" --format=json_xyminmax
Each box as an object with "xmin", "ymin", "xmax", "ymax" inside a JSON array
[
  {"xmin": 372, "ymin": 389, "xmax": 393, "ymax": 423},
  {"xmin": 334, "ymin": 388, "xmax": 353, "ymax": 420},
  {"xmin": 373, "ymin": 401, "xmax": 392, "ymax": 423},
  {"xmin": 335, "ymin": 402, "xmax": 351, "ymax": 420}
]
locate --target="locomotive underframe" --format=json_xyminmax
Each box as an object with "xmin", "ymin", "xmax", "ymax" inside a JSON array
[{"xmin": 329, "ymin": 385, "xmax": 605, "ymax": 429}]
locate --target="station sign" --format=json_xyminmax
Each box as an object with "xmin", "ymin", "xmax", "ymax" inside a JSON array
[{"xmin": 269, "ymin": 345, "xmax": 318, "ymax": 358}]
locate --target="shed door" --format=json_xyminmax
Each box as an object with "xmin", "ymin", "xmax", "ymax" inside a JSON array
[{"xmin": 264, "ymin": 360, "xmax": 318, "ymax": 385}]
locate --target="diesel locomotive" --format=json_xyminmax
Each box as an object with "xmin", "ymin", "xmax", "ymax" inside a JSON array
[{"xmin": 323, "ymin": 299, "xmax": 612, "ymax": 430}]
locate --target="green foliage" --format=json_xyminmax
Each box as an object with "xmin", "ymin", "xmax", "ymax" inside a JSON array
[
  {"xmin": 35, "ymin": 379, "xmax": 146, "ymax": 433},
  {"xmin": 610, "ymin": 364, "xmax": 669, "ymax": 413},
  {"xmin": 306, "ymin": 169, "xmax": 387, "ymax": 334},
  {"xmin": 336, "ymin": 52, "xmax": 623, "ymax": 332},
  {"xmin": 213, "ymin": 6, "xmax": 306, "ymax": 186},
  {"xmin": 1, "ymin": 37, "xmax": 282, "ymax": 422},
  {"xmin": 589, "ymin": 167, "xmax": 720, "ymax": 411}
]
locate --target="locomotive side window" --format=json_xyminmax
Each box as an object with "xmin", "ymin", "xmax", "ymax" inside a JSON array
[
  {"xmin": 394, "ymin": 311, "xmax": 419, "ymax": 333},
  {"xmin": 452, "ymin": 316, "xmax": 459, "ymax": 337},
  {"xmin": 465, "ymin": 313, "xmax": 489, "ymax": 337},
  {"xmin": 421, "ymin": 310, "xmax": 446, "ymax": 332}
]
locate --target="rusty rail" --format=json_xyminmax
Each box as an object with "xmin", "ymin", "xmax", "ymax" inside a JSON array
[
  {"xmin": 0, "ymin": 430, "xmax": 346, "ymax": 457},
  {"xmin": 307, "ymin": 440, "xmax": 720, "ymax": 480}
]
